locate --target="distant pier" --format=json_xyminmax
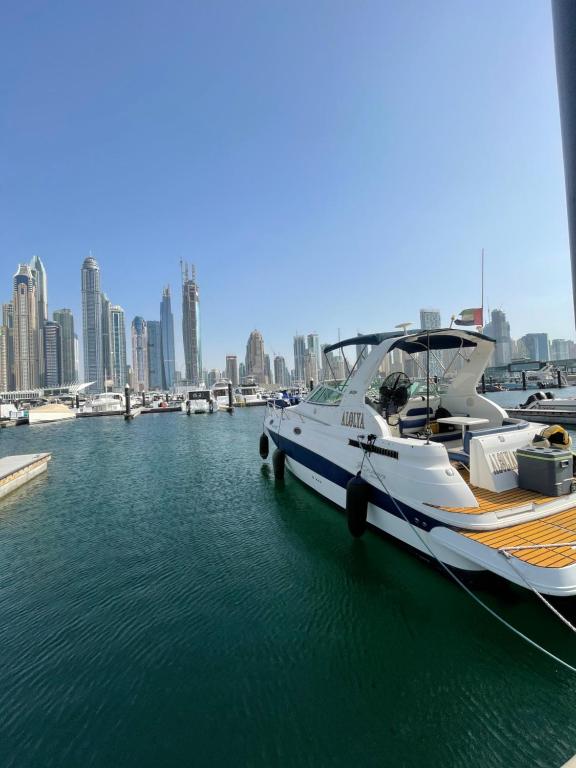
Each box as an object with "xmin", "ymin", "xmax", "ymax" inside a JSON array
[{"xmin": 0, "ymin": 453, "xmax": 51, "ymax": 499}]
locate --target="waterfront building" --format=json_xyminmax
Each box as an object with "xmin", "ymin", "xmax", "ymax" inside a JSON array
[
  {"xmin": 53, "ymin": 309, "xmax": 76, "ymax": 384},
  {"xmin": 304, "ymin": 350, "xmax": 318, "ymax": 386},
  {"xmin": 483, "ymin": 310, "xmax": 512, "ymax": 366},
  {"xmin": 30, "ymin": 255, "xmax": 48, "ymax": 386},
  {"xmin": 239, "ymin": 362, "xmax": 246, "ymax": 383},
  {"xmin": 0, "ymin": 326, "xmax": 8, "ymax": 391},
  {"xmin": 160, "ymin": 286, "xmax": 176, "ymax": 389},
  {"xmin": 264, "ymin": 354, "xmax": 273, "ymax": 386},
  {"xmin": 245, "ymin": 329, "xmax": 266, "ymax": 385},
  {"xmin": 552, "ymin": 1, "xmax": 576, "ymax": 325},
  {"xmin": 101, "ymin": 293, "xmax": 113, "ymax": 388},
  {"xmin": 182, "ymin": 264, "xmax": 202, "ymax": 385},
  {"xmin": 274, "ymin": 355, "xmax": 288, "ymax": 387},
  {"xmin": 74, "ymin": 333, "xmax": 79, "ymax": 380},
  {"xmin": 147, "ymin": 320, "xmax": 163, "ymax": 390},
  {"xmin": 551, "ymin": 338, "xmax": 572, "ymax": 361},
  {"xmin": 81, "ymin": 256, "xmax": 103, "ymax": 392},
  {"xmin": 225, "ymin": 355, "xmax": 239, "ymax": 386},
  {"xmin": 43, "ymin": 320, "xmax": 62, "ymax": 387},
  {"xmin": 207, "ymin": 369, "xmax": 220, "ymax": 388},
  {"xmin": 520, "ymin": 333, "xmax": 550, "ymax": 362},
  {"xmin": 2, "ymin": 303, "xmax": 15, "ymax": 390},
  {"xmin": 110, "ymin": 305, "xmax": 127, "ymax": 388},
  {"xmin": 293, "ymin": 335, "xmax": 306, "ymax": 384},
  {"xmin": 131, "ymin": 316, "xmax": 148, "ymax": 392},
  {"xmin": 13, "ymin": 264, "xmax": 39, "ymax": 390},
  {"xmin": 307, "ymin": 333, "xmax": 321, "ymax": 378}
]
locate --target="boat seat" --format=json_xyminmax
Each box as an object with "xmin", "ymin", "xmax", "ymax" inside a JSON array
[
  {"xmin": 462, "ymin": 421, "xmax": 530, "ymax": 454},
  {"xmin": 398, "ymin": 405, "xmax": 435, "ymax": 435}
]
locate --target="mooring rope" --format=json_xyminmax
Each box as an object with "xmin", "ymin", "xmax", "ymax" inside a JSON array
[{"xmin": 362, "ymin": 452, "xmax": 576, "ymax": 674}]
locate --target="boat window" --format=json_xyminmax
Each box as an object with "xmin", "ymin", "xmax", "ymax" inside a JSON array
[{"xmin": 307, "ymin": 386, "xmax": 343, "ymax": 405}]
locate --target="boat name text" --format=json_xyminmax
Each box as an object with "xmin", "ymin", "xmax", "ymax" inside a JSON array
[{"xmin": 341, "ymin": 411, "xmax": 365, "ymax": 429}]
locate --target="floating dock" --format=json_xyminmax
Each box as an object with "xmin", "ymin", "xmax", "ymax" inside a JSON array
[{"xmin": 0, "ymin": 453, "xmax": 51, "ymax": 499}]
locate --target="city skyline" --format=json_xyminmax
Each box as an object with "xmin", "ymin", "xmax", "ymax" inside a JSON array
[
  {"xmin": 3, "ymin": 252, "xmax": 576, "ymax": 393},
  {"xmin": 1, "ymin": 2, "xmax": 574, "ymax": 372}
]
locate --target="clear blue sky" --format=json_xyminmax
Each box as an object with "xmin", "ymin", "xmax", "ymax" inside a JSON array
[{"xmin": 0, "ymin": 0, "xmax": 572, "ymax": 372}]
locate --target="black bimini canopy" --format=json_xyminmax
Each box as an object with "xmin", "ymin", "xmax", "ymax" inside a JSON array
[{"xmin": 323, "ymin": 328, "xmax": 495, "ymax": 355}]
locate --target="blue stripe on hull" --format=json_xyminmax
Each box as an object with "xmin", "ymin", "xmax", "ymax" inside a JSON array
[{"xmin": 268, "ymin": 429, "xmax": 447, "ymax": 532}]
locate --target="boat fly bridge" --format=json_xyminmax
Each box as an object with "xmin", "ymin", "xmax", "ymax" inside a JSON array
[{"xmin": 260, "ymin": 328, "xmax": 576, "ymax": 597}]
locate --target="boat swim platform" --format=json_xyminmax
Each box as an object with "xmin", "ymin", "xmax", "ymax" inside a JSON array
[
  {"xmin": 437, "ymin": 472, "xmax": 555, "ymax": 515},
  {"xmin": 461, "ymin": 507, "xmax": 576, "ymax": 568},
  {"xmin": 0, "ymin": 454, "xmax": 51, "ymax": 500}
]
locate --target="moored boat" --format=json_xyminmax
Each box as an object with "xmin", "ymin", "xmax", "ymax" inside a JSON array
[
  {"xmin": 261, "ymin": 328, "xmax": 576, "ymax": 597},
  {"xmin": 183, "ymin": 389, "xmax": 214, "ymax": 414},
  {"xmin": 28, "ymin": 403, "xmax": 76, "ymax": 424}
]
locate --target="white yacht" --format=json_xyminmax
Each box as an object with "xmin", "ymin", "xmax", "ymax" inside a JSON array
[
  {"xmin": 261, "ymin": 328, "xmax": 576, "ymax": 597},
  {"xmin": 212, "ymin": 380, "xmax": 234, "ymax": 410},
  {"xmin": 506, "ymin": 391, "xmax": 576, "ymax": 426},
  {"xmin": 183, "ymin": 389, "xmax": 214, "ymax": 414},
  {"xmin": 238, "ymin": 383, "xmax": 266, "ymax": 406},
  {"xmin": 79, "ymin": 392, "xmax": 125, "ymax": 416}
]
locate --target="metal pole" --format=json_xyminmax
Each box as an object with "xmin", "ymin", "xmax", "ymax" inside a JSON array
[
  {"xmin": 227, "ymin": 382, "xmax": 234, "ymax": 413},
  {"xmin": 125, "ymin": 384, "xmax": 131, "ymax": 417},
  {"xmin": 426, "ymin": 331, "xmax": 430, "ymax": 440},
  {"xmin": 522, "ymin": 371, "xmax": 527, "ymax": 391}
]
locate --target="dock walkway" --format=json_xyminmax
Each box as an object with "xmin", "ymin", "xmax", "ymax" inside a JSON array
[{"xmin": 0, "ymin": 453, "xmax": 51, "ymax": 499}]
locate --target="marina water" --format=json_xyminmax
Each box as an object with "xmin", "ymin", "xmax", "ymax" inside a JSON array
[{"xmin": 1, "ymin": 405, "xmax": 576, "ymax": 767}]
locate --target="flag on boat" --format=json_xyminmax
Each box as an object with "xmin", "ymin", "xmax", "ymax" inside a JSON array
[{"xmin": 454, "ymin": 308, "xmax": 483, "ymax": 326}]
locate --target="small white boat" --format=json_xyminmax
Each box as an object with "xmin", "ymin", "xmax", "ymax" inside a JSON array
[
  {"xmin": 211, "ymin": 380, "xmax": 234, "ymax": 410},
  {"xmin": 261, "ymin": 328, "xmax": 576, "ymax": 597},
  {"xmin": 28, "ymin": 403, "xmax": 76, "ymax": 424},
  {"xmin": 238, "ymin": 383, "xmax": 266, "ymax": 406},
  {"xmin": 78, "ymin": 392, "xmax": 125, "ymax": 416},
  {"xmin": 183, "ymin": 389, "xmax": 214, "ymax": 414}
]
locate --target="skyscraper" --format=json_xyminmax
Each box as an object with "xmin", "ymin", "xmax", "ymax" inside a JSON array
[
  {"xmin": 483, "ymin": 310, "xmax": 512, "ymax": 366},
  {"xmin": 245, "ymin": 330, "xmax": 266, "ymax": 384},
  {"xmin": 43, "ymin": 321, "xmax": 62, "ymax": 387},
  {"xmin": 131, "ymin": 316, "xmax": 149, "ymax": 392},
  {"xmin": 182, "ymin": 264, "xmax": 202, "ymax": 385},
  {"xmin": 264, "ymin": 354, "xmax": 273, "ymax": 386},
  {"xmin": 520, "ymin": 333, "xmax": 550, "ymax": 362},
  {"xmin": 307, "ymin": 333, "xmax": 321, "ymax": 380},
  {"xmin": 101, "ymin": 293, "xmax": 113, "ymax": 387},
  {"xmin": 2, "ymin": 303, "xmax": 15, "ymax": 390},
  {"xmin": 419, "ymin": 308, "xmax": 441, "ymax": 330},
  {"xmin": 30, "ymin": 254, "xmax": 48, "ymax": 386},
  {"xmin": 239, "ymin": 362, "xmax": 246, "ymax": 383},
  {"xmin": 13, "ymin": 264, "xmax": 39, "ymax": 390},
  {"xmin": 147, "ymin": 320, "xmax": 163, "ymax": 390},
  {"xmin": 160, "ymin": 286, "xmax": 176, "ymax": 389},
  {"xmin": 81, "ymin": 256, "xmax": 103, "ymax": 391},
  {"xmin": 225, "ymin": 355, "xmax": 239, "ymax": 385},
  {"xmin": 110, "ymin": 305, "xmax": 127, "ymax": 388},
  {"xmin": 0, "ymin": 326, "xmax": 8, "ymax": 391},
  {"xmin": 53, "ymin": 309, "xmax": 76, "ymax": 384},
  {"xmin": 293, "ymin": 335, "xmax": 306, "ymax": 384},
  {"xmin": 274, "ymin": 355, "xmax": 288, "ymax": 387}
]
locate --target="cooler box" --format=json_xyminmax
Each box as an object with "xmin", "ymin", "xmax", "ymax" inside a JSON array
[{"xmin": 516, "ymin": 446, "xmax": 573, "ymax": 497}]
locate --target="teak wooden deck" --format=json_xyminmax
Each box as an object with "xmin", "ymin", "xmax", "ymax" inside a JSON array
[{"xmin": 462, "ymin": 507, "xmax": 576, "ymax": 568}]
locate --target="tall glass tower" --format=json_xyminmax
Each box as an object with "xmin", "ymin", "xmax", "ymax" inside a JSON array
[
  {"xmin": 110, "ymin": 305, "xmax": 127, "ymax": 389},
  {"xmin": 146, "ymin": 320, "xmax": 163, "ymax": 390},
  {"xmin": 131, "ymin": 316, "xmax": 149, "ymax": 392},
  {"xmin": 181, "ymin": 264, "xmax": 202, "ymax": 385},
  {"xmin": 160, "ymin": 286, "xmax": 175, "ymax": 389},
  {"xmin": 30, "ymin": 254, "xmax": 48, "ymax": 386},
  {"xmin": 101, "ymin": 292, "xmax": 113, "ymax": 387},
  {"xmin": 81, "ymin": 256, "xmax": 103, "ymax": 392},
  {"xmin": 13, "ymin": 264, "xmax": 39, "ymax": 389},
  {"xmin": 53, "ymin": 309, "xmax": 76, "ymax": 384}
]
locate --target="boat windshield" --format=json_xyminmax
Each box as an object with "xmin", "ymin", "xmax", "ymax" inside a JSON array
[
  {"xmin": 189, "ymin": 391, "xmax": 210, "ymax": 400},
  {"xmin": 307, "ymin": 385, "xmax": 343, "ymax": 406}
]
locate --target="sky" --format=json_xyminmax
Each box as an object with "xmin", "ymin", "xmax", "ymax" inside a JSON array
[{"xmin": 0, "ymin": 0, "xmax": 572, "ymax": 372}]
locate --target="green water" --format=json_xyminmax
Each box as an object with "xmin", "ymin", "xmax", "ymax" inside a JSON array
[{"xmin": 1, "ymin": 409, "xmax": 576, "ymax": 767}]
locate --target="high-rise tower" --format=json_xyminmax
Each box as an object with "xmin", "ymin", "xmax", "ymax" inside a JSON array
[
  {"xmin": 43, "ymin": 320, "xmax": 62, "ymax": 387},
  {"xmin": 13, "ymin": 264, "xmax": 39, "ymax": 390},
  {"xmin": 110, "ymin": 305, "xmax": 127, "ymax": 389},
  {"xmin": 245, "ymin": 330, "xmax": 266, "ymax": 385},
  {"xmin": 147, "ymin": 320, "xmax": 163, "ymax": 390},
  {"xmin": 181, "ymin": 263, "xmax": 202, "ymax": 385},
  {"xmin": 81, "ymin": 256, "xmax": 103, "ymax": 391},
  {"xmin": 225, "ymin": 355, "xmax": 239, "ymax": 386},
  {"xmin": 53, "ymin": 309, "xmax": 76, "ymax": 384},
  {"xmin": 131, "ymin": 316, "xmax": 149, "ymax": 392},
  {"xmin": 101, "ymin": 293, "xmax": 113, "ymax": 388},
  {"xmin": 30, "ymin": 254, "xmax": 48, "ymax": 385},
  {"xmin": 293, "ymin": 335, "xmax": 306, "ymax": 384},
  {"xmin": 160, "ymin": 286, "xmax": 176, "ymax": 389},
  {"xmin": 2, "ymin": 303, "xmax": 15, "ymax": 391}
]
